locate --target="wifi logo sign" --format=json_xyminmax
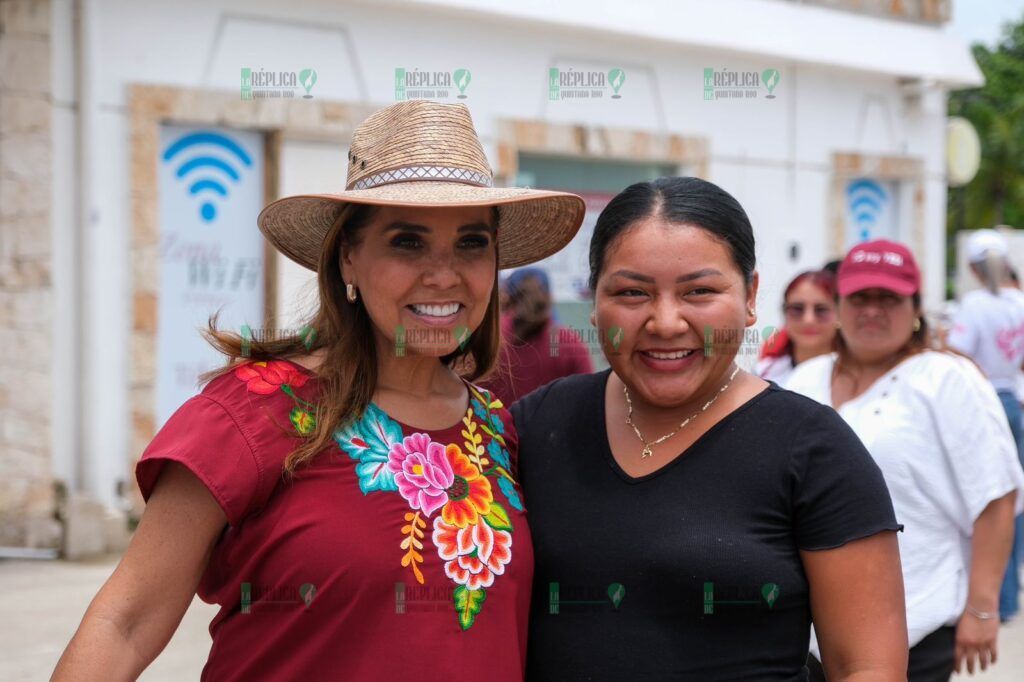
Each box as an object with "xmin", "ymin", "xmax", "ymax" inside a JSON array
[
  {"xmin": 162, "ymin": 131, "xmax": 253, "ymax": 223},
  {"xmin": 846, "ymin": 178, "xmax": 889, "ymax": 242}
]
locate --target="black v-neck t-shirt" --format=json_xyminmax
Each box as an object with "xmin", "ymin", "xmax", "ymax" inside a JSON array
[{"xmin": 511, "ymin": 369, "xmax": 903, "ymax": 681}]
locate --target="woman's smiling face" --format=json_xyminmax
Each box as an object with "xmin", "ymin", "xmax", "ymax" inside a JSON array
[
  {"xmin": 592, "ymin": 217, "xmax": 758, "ymax": 407},
  {"xmin": 341, "ymin": 204, "xmax": 498, "ymax": 358}
]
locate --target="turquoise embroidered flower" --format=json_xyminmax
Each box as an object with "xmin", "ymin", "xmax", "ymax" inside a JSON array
[
  {"xmin": 487, "ymin": 439, "xmax": 510, "ymax": 470},
  {"xmin": 333, "ymin": 403, "xmax": 402, "ymax": 493},
  {"xmin": 487, "ymin": 412, "xmax": 505, "ymax": 435},
  {"xmin": 470, "ymin": 398, "xmax": 488, "ymax": 421},
  {"xmin": 498, "ymin": 477, "xmax": 524, "ymax": 511}
]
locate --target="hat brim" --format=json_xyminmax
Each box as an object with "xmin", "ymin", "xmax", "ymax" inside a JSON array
[
  {"xmin": 257, "ymin": 182, "xmax": 587, "ymax": 271},
  {"xmin": 838, "ymin": 274, "xmax": 918, "ymax": 297}
]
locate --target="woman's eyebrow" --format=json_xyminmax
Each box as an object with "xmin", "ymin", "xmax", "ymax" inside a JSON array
[
  {"xmin": 610, "ymin": 268, "xmax": 724, "ymax": 283},
  {"xmin": 460, "ymin": 221, "xmax": 496, "ymax": 234},
  {"xmin": 382, "ymin": 221, "xmax": 495, "ymax": 234},
  {"xmin": 383, "ymin": 221, "xmax": 428, "ymax": 233}
]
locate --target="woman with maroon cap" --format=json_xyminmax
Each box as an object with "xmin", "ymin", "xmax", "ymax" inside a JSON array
[{"xmin": 786, "ymin": 239, "xmax": 1024, "ymax": 680}]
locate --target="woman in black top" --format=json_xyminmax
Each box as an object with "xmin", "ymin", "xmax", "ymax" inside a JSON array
[{"xmin": 512, "ymin": 177, "xmax": 907, "ymax": 680}]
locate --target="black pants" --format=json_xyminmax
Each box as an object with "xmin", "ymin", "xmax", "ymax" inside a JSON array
[{"xmin": 806, "ymin": 625, "xmax": 956, "ymax": 682}]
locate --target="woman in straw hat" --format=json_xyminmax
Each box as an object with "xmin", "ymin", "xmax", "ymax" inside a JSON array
[{"xmin": 53, "ymin": 100, "xmax": 585, "ymax": 681}]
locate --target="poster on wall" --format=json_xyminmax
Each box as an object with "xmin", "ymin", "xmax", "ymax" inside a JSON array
[
  {"xmin": 156, "ymin": 126, "xmax": 265, "ymax": 425},
  {"xmin": 845, "ymin": 177, "xmax": 899, "ymax": 250}
]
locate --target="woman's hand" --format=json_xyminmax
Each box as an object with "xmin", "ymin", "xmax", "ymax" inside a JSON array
[
  {"xmin": 51, "ymin": 462, "xmax": 227, "ymax": 681},
  {"xmin": 954, "ymin": 609, "xmax": 1000, "ymax": 674},
  {"xmin": 956, "ymin": 489, "xmax": 1017, "ymax": 675}
]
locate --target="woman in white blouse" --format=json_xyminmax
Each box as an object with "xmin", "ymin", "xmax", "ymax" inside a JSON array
[
  {"xmin": 948, "ymin": 228, "xmax": 1024, "ymax": 622},
  {"xmin": 785, "ymin": 239, "xmax": 1024, "ymax": 681}
]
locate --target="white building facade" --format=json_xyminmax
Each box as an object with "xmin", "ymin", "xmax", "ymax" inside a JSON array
[{"xmin": 0, "ymin": 0, "xmax": 979, "ymax": 554}]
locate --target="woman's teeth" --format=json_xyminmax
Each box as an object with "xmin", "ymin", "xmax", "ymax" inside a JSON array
[
  {"xmin": 409, "ymin": 303, "xmax": 462, "ymax": 317},
  {"xmin": 643, "ymin": 350, "xmax": 694, "ymax": 360}
]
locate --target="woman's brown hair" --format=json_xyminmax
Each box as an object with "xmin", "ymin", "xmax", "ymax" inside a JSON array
[{"xmin": 196, "ymin": 203, "xmax": 502, "ymax": 473}]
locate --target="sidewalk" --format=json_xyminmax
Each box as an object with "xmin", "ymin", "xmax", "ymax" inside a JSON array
[
  {"xmin": 0, "ymin": 555, "xmax": 216, "ymax": 681},
  {"xmin": 2, "ymin": 554, "xmax": 1023, "ymax": 680}
]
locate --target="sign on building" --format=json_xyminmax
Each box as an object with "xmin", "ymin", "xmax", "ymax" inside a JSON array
[{"xmin": 156, "ymin": 126, "xmax": 265, "ymax": 424}]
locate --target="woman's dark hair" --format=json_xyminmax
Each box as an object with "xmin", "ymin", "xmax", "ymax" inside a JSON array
[{"xmin": 588, "ymin": 177, "xmax": 756, "ymax": 292}]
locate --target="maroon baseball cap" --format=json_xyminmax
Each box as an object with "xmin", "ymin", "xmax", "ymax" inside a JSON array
[{"xmin": 837, "ymin": 239, "xmax": 920, "ymax": 297}]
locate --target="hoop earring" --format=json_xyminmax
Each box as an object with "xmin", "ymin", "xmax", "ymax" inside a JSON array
[{"xmin": 346, "ymin": 284, "xmax": 358, "ymax": 303}]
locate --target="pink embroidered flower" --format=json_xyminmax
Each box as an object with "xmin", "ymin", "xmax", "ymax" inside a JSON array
[
  {"xmin": 388, "ymin": 434, "xmax": 453, "ymax": 516},
  {"xmin": 432, "ymin": 517, "xmax": 512, "ymax": 590},
  {"xmin": 233, "ymin": 360, "xmax": 309, "ymax": 394}
]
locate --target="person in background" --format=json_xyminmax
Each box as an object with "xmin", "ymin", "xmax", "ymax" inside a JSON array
[
  {"xmin": 498, "ymin": 273, "xmax": 512, "ymax": 312},
  {"xmin": 757, "ymin": 260, "xmax": 842, "ymax": 378},
  {"xmin": 481, "ymin": 267, "xmax": 593, "ymax": 405},
  {"xmin": 756, "ymin": 270, "xmax": 838, "ymax": 384},
  {"xmin": 786, "ymin": 238, "xmax": 1024, "ymax": 680},
  {"xmin": 948, "ymin": 228, "xmax": 1024, "ymax": 623}
]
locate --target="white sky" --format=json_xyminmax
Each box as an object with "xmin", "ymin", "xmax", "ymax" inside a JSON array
[{"xmin": 946, "ymin": 0, "xmax": 1024, "ymax": 47}]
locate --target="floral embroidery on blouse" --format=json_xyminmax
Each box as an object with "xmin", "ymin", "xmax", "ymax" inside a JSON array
[
  {"xmin": 334, "ymin": 383, "xmax": 521, "ymax": 631},
  {"xmin": 231, "ymin": 360, "xmax": 522, "ymax": 631},
  {"xmin": 233, "ymin": 360, "xmax": 317, "ymax": 434}
]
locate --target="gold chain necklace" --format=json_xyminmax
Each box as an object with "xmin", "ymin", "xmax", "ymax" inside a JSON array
[{"xmin": 623, "ymin": 365, "xmax": 741, "ymax": 459}]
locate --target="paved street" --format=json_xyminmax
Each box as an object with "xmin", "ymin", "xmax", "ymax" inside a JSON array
[
  {"xmin": 0, "ymin": 555, "xmax": 216, "ymax": 681},
  {"xmin": 2, "ymin": 554, "xmax": 1023, "ymax": 680}
]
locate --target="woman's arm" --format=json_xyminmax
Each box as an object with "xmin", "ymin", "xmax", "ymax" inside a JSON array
[
  {"xmin": 955, "ymin": 490, "xmax": 1017, "ymax": 675},
  {"xmin": 801, "ymin": 531, "xmax": 907, "ymax": 681},
  {"xmin": 51, "ymin": 462, "xmax": 227, "ymax": 681}
]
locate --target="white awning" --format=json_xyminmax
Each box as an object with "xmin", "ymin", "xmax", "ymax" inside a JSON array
[{"xmin": 372, "ymin": 0, "xmax": 984, "ymax": 88}]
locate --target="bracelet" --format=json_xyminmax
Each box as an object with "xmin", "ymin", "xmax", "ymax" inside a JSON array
[{"xmin": 966, "ymin": 604, "xmax": 998, "ymax": 620}]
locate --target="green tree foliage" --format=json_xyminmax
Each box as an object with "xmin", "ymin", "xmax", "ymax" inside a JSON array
[{"xmin": 948, "ymin": 15, "xmax": 1024, "ymax": 236}]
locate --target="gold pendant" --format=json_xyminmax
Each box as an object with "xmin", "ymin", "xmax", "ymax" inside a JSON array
[{"xmin": 641, "ymin": 445, "xmax": 653, "ymax": 459}]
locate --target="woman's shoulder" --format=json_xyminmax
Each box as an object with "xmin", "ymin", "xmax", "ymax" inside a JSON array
[
  {"xmin": 779, "ymin": 352, "xmax": 834, "ymax": 398},
  {"xmin": 896, "ymin": 350, "xmax": 992, "ymax": 402},
  {"xmin": 757, "ymin": 356, "xmax": 794, "ymax": 382},
  {"xmin": 900, "ymin": 349, "xmax": 979, "ymax": 383},
  {"xmin": 790, "ymin": 352, "xmax": 835, "ymax": 376},
  {"xmin": 135, "ymin": 357, "xmax": 318, "ymax": 523},
  {"xmin": 210, "ymin": 357, "xmax": 316, "ymax": 394},
  {"xmin": 193, "ymin": 358, "xmax": 321, "ymax": 439},
  {"xmin": 204, "ymin": 357, "xmax": 315, "ymax": 398},
  {"xmin": 760, "ymin": 379, "xmax": 838, "ymax": 422},
  {"xmin": 509, "ymin": 369, "xmax": 606, "ymax": 423}
]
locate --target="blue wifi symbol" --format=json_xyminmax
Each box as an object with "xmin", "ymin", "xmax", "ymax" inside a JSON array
[
  {"xmin": 162, "ymin": 131, "xmax": 253, "ymax": 223},
  {"xmin": 846, "ymin": 178, "xmax": 888, "ymax": 242}
]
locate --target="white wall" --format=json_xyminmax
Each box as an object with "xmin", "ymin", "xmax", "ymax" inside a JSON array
[
  {"xmin": 70, "ymin": 0, "xmax": 963, "ymax": 506},
  {"xmin": 275, "ymin": 139, "xmax": 348, "ymax": 329}
]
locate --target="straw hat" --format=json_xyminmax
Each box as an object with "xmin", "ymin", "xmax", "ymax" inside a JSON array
[{"xmin": 258, "ymin": 100, "xmax": 586, "ymax": 270}]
